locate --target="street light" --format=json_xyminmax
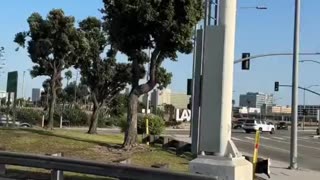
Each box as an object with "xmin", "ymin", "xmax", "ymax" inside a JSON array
[
  {"xmin": 239, "ymin": 6, "xmax": 268, "ymax": 10},
  {"xmin": 290, "ymin": 0, "xmax": 301, "ymax": 170},
  {"xmin": 300, "ymin": 59, "xmax": 320, "ymax": 64}
]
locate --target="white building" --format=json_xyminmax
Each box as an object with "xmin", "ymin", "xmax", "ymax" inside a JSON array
[
  {"xmin": 238, "ymin": 107, "xmax": 261, "ymax": 114},
  {"xmin": 0, "ymin": 90, "xmax": 6, "ymax": 99},
  {"xmin": 239, "ymin": 92, "xmax": 274, "ymax": 108}
]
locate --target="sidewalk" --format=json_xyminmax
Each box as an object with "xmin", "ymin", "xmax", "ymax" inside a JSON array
[{"xmin": 257, "ymin": 159, "xmax": 320, "ymax": 180}]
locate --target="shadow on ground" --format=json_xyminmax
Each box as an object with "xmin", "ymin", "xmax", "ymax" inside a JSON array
[{"xmin": 2, "ymin": 128, "xmax": 122, "ymax": 149}]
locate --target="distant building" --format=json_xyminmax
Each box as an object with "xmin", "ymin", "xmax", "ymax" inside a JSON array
[
  {"xmin": 238, "ymin": 107, "xmax": 261, "ymax": 114},
  {"xmin": 143, "ymin": 88, "xmax": 190, "ymax": 109},
  {"xmin": 239, "ymin": 92, "xmax": 274, "ymax": 108},
  {"xmin": 31, "ymin": 88, "xmax": 41, "ymax": 102},
  {"xmin": 298, "ymin": 105, "xmax": 320, "ymax": 120},
  {"xmin": 170, "ymin": 93, "xmax": 190, "ymax": 109},
  {"xmin": 267, "ymin": 106, "xmax": 291, "ymax": 114},
  {"xmin": 150, "ymin": 89, "xmax": 171, "ymax": 108},
  {"xmin": 0, "ymin": 90, "xmax": 6, "ymax": 99}
]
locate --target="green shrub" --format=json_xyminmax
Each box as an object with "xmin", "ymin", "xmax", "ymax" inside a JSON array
[
  {"xmin": 54, "ymin": 107, "xmax": 88, "ymax": 126},
  {"xmin": 131, "ymin": 114, "xmax": 165, "ymax": 135},
  {"xmin": 110, "ymin": 114, "xmax": 165, "ymax": 135},
  {"xmin": 15, "ymin": 108, "xmax": 43, "ymax": 125}
]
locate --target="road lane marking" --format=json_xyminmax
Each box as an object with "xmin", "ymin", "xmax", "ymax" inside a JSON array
[
  {"xmin": 231, "ymin": 137, "xmax": 242, "ymax": 141},
  {"xmin": 260, "ymin": 136, "xmax": 271, "ymax": 140},
  {"xmin": 245, "ymin": 137, "xmax": 254, "ymax": 140},
  {"xmin": 273, "ymin": 137, "xmax": 285, "ymax": 140},
  {"xmin": 232, "ymin": 137, "xmax": 290, "ymax": 153}
]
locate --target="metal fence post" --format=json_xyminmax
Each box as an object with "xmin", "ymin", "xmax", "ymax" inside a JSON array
[{"xmin": 50, "ymin": 153, "xmax": 64, "ymax": 180}]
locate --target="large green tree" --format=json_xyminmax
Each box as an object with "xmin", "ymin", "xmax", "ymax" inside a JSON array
[
  {"xmin": 102, "ymin": 0, "xmax": 202, "ymax": 147},
  {"xmin": 77, "ymin": 17, "xmax": 130, "ymax": 134},
  {"xmin": 14, "ymin": 9, "xmax": 89, "ymax": 129}
]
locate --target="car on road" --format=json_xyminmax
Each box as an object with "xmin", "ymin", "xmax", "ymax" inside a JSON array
[
  {"xmin": 276, "ymin": 122, "xmax": 288, "ymax": 130},
  {"xmin": 243, "ymin": 119, "xmax": 275, "ymax": 134},
  {"xmin": 233, "ymin": 118, "xmax": 247, "ymax": 129},
  {"xmin": 0, "ymin": 115, "xmax": 32, "ymax": 128}
]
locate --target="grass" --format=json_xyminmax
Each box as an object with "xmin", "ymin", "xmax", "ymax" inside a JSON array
[{"xmin": 0, "ymin": 128, "xmax": 189, "ymax": 179}]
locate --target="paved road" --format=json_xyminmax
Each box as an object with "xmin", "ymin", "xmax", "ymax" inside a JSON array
[
  {"xmin": 232, "ymin": 129, "xmax": 320, "ymax": 172},
  {"xmin": 65, "ymin": 127, "xmax": 320, "ymax": 171}
]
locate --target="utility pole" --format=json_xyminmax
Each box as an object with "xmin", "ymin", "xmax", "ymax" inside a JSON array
[
  {"xmin": 290, "ymin": 0, "xmax": 301, "ymax": 170},
  {"xmin": 22, "ymin": 71, "xmax": 26, "ymax": 100},
  {"xmin": 303, "ymin": 88, "xmax": 306, "ymax": 130}
]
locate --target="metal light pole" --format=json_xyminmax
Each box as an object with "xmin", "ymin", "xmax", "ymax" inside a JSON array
[
  {"xmin": 22, "ymin": 71, "xmax": 26, "ymax": 100},
  {"xmin": 290, "ymin": 0, "xmax": 301, "ymax": 170}
]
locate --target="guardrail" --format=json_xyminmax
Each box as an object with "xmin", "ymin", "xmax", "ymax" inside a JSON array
[{"xmin": 0, "ymin": 151, "xmax": 217, "ymax": 180}]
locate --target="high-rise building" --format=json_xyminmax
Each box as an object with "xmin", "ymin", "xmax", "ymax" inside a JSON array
[
  {"xmin": 31, "ymin": 88, "xmax": 41, "ymax": 102},
  {"xmin": 239, "ymin": 92, "xmax": 274, "ymax": 108}
]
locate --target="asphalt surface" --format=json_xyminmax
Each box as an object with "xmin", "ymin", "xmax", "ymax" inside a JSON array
[
  {"xmin": 65, "ymin": 127, "xmax": 320, "ymax": 171},
  {"xmin": 231, "ymin": 128, "xmax": 320, "ymax": 172}
]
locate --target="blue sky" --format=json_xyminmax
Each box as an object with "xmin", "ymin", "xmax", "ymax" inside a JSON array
[{"xmin": 0, "ymin": 0, "xmax": 320, "ymax": 106}]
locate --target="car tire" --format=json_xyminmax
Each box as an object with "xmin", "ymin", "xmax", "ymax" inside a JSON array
[
  {"xmin": 270, "ymin": 128, "xmax": 275, "ymax": 134},
  {"xmin": 259, "ymin": 127, "xmax": 263, "ymax": 132},
  {"xmin": 20, "ymin": 124, "xmax": 30, "ymax": 128}
]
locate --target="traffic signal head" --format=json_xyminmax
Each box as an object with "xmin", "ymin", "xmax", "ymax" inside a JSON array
[
  {"xmin": 241, "ymin": 53, "xmax": 250, "ymax": 70},
  {"xmin": 274, "ymin": 82, "xmax": 279, "ymax": 91},
  {"xmin": 187, "ymin": 79, "xmax": 192, "ymax": 95}
]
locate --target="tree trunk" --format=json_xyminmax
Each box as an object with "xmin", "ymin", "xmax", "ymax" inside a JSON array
[
  {"xmin": 88, "ymin": 103, "xmax": 100, "ymax": 134},
  {"xmin": 123, "ymin": 92, "xmax": 139, "ymax": 148},
  {"xmin": 48, "ymin": 79, "xmax": 57, "ymax": 130}
]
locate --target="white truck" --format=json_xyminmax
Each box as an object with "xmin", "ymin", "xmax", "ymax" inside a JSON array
[{"xmin": 243, "ymin": 119, "xmax": 275, "ymax": 134}]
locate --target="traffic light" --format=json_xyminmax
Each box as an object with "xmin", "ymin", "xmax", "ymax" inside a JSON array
[
  {"xmin": 187, "ymin": 97, "xmax": 192, "ymax": 110},
  {"xmin": 241, "ymin": 53, "xmax": 250, "ymax": 70},
  {"xmin": 274, "ymin": 81, "xmax": 279, "ymax": 92},
  {"xmin": 187, "ymin": 79, "xmax": 192, "ymax": 95}
]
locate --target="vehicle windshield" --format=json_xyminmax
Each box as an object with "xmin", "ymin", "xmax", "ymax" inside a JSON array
[{"xmin": 245, "ymin": 120, "xmax": 255, "ymax": 124}]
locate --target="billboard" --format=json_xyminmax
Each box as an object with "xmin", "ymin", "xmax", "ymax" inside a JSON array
[{"xmin": 6, "ymin": 71, "xmax": 18, "ymax": 100}]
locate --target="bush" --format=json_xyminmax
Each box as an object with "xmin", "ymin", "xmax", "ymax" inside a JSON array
[
  {"xmin": 16, "ymin": 108, "xmax": 43, "ymax": 125},
  {"xmin": 139, "ymin": 114, "xmax": 165, "ymax": 135},
  {"xmin": 54, "ymin": 107, "xmax": 88, "ymax": 126},
  {"xmin": 119, "ymin": 114, "xmax": 165, "ymax": 135}
]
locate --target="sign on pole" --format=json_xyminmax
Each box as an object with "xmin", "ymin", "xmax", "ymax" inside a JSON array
[{"xmin": 6, "ymin": 71, "xmax": 18, "ymax": 100}]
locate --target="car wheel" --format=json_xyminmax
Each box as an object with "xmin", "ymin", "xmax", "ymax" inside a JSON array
[
  {"xmin": 270, "ymin": 128, "xmax": 275, "ymax": 134},
  {"xmin": 20, "ymin": 124, "xmax": 30, "ymax": 128},
  {"xmin": 259, "ymin": 127, "xmax": 263, "ymax": 132}
]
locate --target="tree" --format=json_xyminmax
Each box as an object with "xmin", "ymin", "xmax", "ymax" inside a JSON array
[
  {"xmin": 14, "ymin": 9, "xmax": 88, "ymax": 129},
  {"xmin": 64, "ymin": 70, "xmax": 73, "ymax": 86},
  {"xmin": 77, "ymin": 17, "xmax": 130, "ymax": 134},
  {"xmin": 102, "ymin": 0, "xmax": 202, "ymax": 147}
]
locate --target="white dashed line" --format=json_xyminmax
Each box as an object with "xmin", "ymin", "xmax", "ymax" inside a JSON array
[
  {"xmin": 245, "ymin": 137, "xmax": 254, "ymax": 140},
  {"xmin": 260, "ymin": 136, "xmax": 271, "ymax": 140},
  {"xmin": 273, "ymin": 137, "xmax": 285, "ymax": 140}
]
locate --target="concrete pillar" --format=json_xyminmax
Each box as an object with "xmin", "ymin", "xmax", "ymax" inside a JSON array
[{"xmin": 190, "ymin": 0, "xmax": 252, "ymax": 179}]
